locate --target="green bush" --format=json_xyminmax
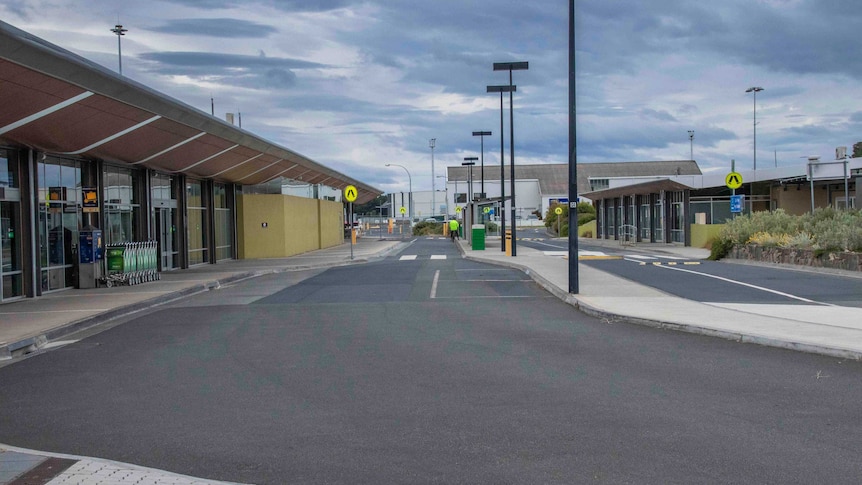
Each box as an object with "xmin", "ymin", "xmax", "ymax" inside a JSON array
[
  {"xmin": 713, "ymin": 208, "xmax": 862, "ymax": 258},
  {"xmin": 708, "ymin": 237, "xmax": 735, "ymax": 260},
  {"xmin": 577, "ymin": 213, "xmax": 596, "ymax": 226},
  {"xmin": 485, "ymin": 221, "xmax": 499, "ymax": 232},
  {"xmin": 412, "ymin": 221, "xmax": 443, "ymax": 236}
]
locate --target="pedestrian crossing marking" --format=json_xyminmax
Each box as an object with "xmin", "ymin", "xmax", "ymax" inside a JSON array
[
  {"xmin": 430, "ymin": 255, "xmax": 447, "ymax": 260},
  {"xmin": 399, "ymin": 255, "xmax": 417, "ymax": 261}
]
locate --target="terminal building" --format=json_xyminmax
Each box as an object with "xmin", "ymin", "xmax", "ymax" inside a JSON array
[{"xmin": 0, "ymin": 21, "xmax": 380, "ymax": 303}]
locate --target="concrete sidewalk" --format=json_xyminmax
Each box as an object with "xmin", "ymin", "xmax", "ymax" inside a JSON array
[{"xmin": 458, "ymin": 235, "xmax": 862, "ymax": 361}]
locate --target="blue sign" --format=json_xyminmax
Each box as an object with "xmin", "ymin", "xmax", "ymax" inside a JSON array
[{"xmin": 730, "ymin": 194, "xmax": 744, "ymax": 213}]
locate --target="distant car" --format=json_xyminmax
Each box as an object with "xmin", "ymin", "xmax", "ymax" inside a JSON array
[{"xmin": 424, "ymin": 218, "xmax": 440, "ymax": 223}]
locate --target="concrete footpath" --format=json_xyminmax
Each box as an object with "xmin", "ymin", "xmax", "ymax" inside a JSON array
[{"xmin": 2, "ymin": 233, "xmax": 862, "ymax": 483}]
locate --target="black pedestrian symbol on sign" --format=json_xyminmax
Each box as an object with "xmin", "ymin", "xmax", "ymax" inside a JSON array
[{"xmin": 344, "ymin": 185, "xmax": 358, "ymax": 202}]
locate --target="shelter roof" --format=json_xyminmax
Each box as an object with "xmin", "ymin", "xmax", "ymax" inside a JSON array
[{"xmin": 0, "ymin": 20, "xmax": 381, "ymax": 204}]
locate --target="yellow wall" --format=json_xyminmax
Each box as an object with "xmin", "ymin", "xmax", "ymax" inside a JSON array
[
  {"xmin": 237, "ymin": 194, "xmax": 345, "ymax": 259},
  {"xmin": 691, "ymin": 223, "xmax": 724, "ymax": 249},
  {"xmin": 578, "ymin": 220, "xmax": 597, "ymax": 238}
]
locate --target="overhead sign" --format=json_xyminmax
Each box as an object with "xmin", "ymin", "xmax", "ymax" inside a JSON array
[
  {"xmin": 725, "ymin": 172, "xmax": 743, "ymax": 190},
  {"xmin": 344, "ymin": 185, "xmax": 358, "ymax": 202},
  {"xmin": 82, "ymin": 188, "xmax": 99, "ymax": 213},
  {"xmin": 730, "ymin": 194, "xmax": 744, "ymax": 213}
]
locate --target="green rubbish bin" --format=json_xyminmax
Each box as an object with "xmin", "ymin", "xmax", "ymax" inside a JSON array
[{"xmin": 471, "ymin": 224, "xmax": 486, "ymax": 250}]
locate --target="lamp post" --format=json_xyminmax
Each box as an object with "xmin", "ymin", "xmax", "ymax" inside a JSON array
[
  {"xmin": 462, "ymin": 161, "xmax": 476, "ymax": 230},
  {"xmin": 472, "ymin": 131, "xmax": 492, "ymax": 197},
  {"xmin": 110, "ymin": 24, "xmax": 128, "ymax": 75},
  {"xmin": 463, "ymin": 157, "xmax": 478, "ymax": 201},
  {"xmin": 688, "ymin": 130, "xmax": 694, "ymax": 161},
  {"xmin": 437, "ymin": 175, "xmax": 449, "ymax": 216},
  {"xmin": 429, "ymin": 138, "xmax": 436, "ymax": 217},
  {"xmin": 487, "ymin": 84, "xmax": 516, "ymax": 252},
  {"xmin": 494, "ymin": 61, "xmax": 528, "ymax": 256},
  {"xmin": 746, "ymin": 87, "xmax": 764, "ymax": 172},
  {"xmin": 386, "ymin": 163, "xmax": 412, "ymax": 222}
]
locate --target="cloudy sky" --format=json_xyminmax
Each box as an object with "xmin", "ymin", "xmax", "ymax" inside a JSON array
[{"xmin": 2, "ymin": 0, "xmax": 861, "ymax": 193}]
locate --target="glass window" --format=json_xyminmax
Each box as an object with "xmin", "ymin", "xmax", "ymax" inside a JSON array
[
  {"xmin": 38, "ymin": 156, "xmax": 83, "ymax": 291},
  {"xmin": 187, "ymin": 179, "xmax": 208, "ymax": 265},
  {"xmin": 214, "ymin": 183, "xmax": 232, "ymax": 261},
  {"xmin": 103, "ymin": 165, "xmax": 141, "ymax": 245},
  {"xmin": 1, "ymin": 149, "xmax": 19, "ymax": 188}
]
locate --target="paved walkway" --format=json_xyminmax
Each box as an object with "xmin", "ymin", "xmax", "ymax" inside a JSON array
[{"xmin": 2, "ymin": 233, "xmax": 862, "ymax": 483}]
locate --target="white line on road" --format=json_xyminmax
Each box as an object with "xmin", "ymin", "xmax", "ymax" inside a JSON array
[
  {"xmin": 656, "ymin": 264, "xmax": 835, "ymax": 306},
  {"xmin": 430, "ymin": 255, "xmax": 447, "ymax": 260},
  {"xmin": 430, "ymin": 270, "xmax": 440, "ymax": 299},
  {"xmin": 399, "ymin": 255, "xmax": 417, "ymax": 261}
]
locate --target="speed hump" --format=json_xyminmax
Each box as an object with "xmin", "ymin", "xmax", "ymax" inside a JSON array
[
  {"xmin": 344, "ymin": 185, "xmax": 358, "ymax": 203},
  {"xmin": 725, "ymin": 172, "xmax": 743, "ymax": 190}
]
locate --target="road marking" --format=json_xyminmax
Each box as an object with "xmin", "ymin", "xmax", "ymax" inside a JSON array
[
  {"xmin": 656, "ymin": 264, "xmax": 834, "ymax": 305},
  {"xmin": 399, "ymin": 255, "xmax": 417, "ymax": 261},
  {"xmin": 430, "ymin": 255, "xmax": 447, "ymax": 260},
  {"xmin": 624, "ymin": 255, "xmax": 658, "ymax": 260},
  {"xmin": 430, "ymin": 270, "xmax": 440, "ymax": 299}
]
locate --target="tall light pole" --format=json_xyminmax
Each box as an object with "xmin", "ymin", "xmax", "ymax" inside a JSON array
[
  {"xmin": 429, "ymin": 138, "xmax": 436, "ymax": 217},
  {"xmin": 110, "ymin": 24, "xmax": 128, "ymax": 75},
  {"xmin": 462, "ymin": 161, "xmax": 476, "ymax": 229},
  {"xmin": 386, "ymin": 163, "xmax": 412, "ymax": 222},
  {"xmin": 487, "ymin": 85, "xmax": 515, "ymax": 252},
  {"xmin": 746, "ymin": 87, "xmax": 764, "ymax": 172},
  {"xmin": 437, "ymin": 175, "xmax": 449, "ymax": 216},
  {"xmin": 688, "ymin": 130, "xmax": 694, "ymax": 161},
  {"xmin": 463, "ymin": 157, "xmax": 478, "ymax": 201},
  {"xmin": 494, "ymin": 61, "xmax": 528, "ymax": 256},
  {"xmin": 472, "ymin": 131, "xmax": 492, "ymax": 197}
]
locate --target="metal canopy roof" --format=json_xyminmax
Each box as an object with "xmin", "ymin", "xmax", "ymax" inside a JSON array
[
  {"xmin": 581, "ymin": 179, "xmax": 693, "ymax": 200},
  {"xmin": 0, "ymin": 20, "xmax": 381, "ymax": 204}
]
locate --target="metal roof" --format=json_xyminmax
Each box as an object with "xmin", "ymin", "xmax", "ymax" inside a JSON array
[
  {"xmin": 581, "ymin": 179, "xmax": 693, "ymax": 200},
  {"xmin": 0, "ymin": 20, "xmax": 381, "ymax": 204},
  {"xmin": 447, "ymin": 161, "xmax": 702, "ymax": 194}
]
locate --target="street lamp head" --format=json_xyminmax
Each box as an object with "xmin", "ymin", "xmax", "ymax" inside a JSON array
[
  {"xmin": 111, "ymin": 24, "xmax": 127, "ymax": 36},
  {"xmin": 746, "ymin": 86, "xmax": 764, "ymax": 93},
  {"xmin": 429, "ymin": 138, "xmax": 436, "ymax": 149},
  {"xmin": 472, "ymin": 131, "xmax": 492, "ymax": 136},
  {"xmin": 493, "ymin": 61, "xmax": 529, "ymax": 71},
  {"xmin": 487, "ymin": 85, "xmax": 516, "ymax": 93}
]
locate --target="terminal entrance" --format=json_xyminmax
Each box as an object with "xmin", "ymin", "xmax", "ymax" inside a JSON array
[{"xmin": 151, "ymin": 173, "xmax": 179, "ymax": 271}]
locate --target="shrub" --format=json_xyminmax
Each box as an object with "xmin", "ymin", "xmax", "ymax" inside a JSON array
[
  {"xmin": 412, "ymin": 221, "xmax": 443, "ymax": 236},
  {"xmin": 577, "ymin": 212, "xmax": 596, "ymax": 226},
  {"xmin": 709, "ymin": 236, "xmax": 735, "ymax": 260},
  {"xmin": 485, "ymin": 221, "xmax": 499, "ymax": 232},
  {"xmin": 747, "ymin": 231, "xmax": 791, "ymax": 247}
]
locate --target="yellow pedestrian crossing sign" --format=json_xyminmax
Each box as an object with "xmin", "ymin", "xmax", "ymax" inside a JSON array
[
  {"xmin": 725, "ymin": 172, "xmax": 743, "ymax": 190},
  {"xmin": 400, "ymin": 207, "xmax": 406, "ymax": 215},
  {"xmin": 344, "ymin": 185, "xmax": 358, "ymax": 202}
]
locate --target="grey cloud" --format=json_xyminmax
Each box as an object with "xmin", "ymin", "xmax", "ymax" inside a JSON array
[
  {"xmin": 139, "ymin": 51, "xmax": 326, "ymax": 69},
  {"xmin": 640, "ymin": 109, "xmax": 677, "ymax": 122},
  {"xmin": 145, "ymin": 18, "xmax": 278, "ymax": 38},
  {"xmin": 156, "ymin": 0, "xmax": 354, "ymax": 12}
]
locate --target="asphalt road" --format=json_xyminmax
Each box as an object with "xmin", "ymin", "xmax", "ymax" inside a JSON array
[
  {"xmin": 517, "ymin": 228, "xmax": 862, "ymax": 307},
  {"xmin": 1, "ymin": 237, "xmax": 862, "ymax": 483}
]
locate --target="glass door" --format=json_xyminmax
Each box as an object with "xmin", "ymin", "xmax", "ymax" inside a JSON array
[{"xmin": 155, "ymin": 207, "xmax": 178, "ymax": 270}]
